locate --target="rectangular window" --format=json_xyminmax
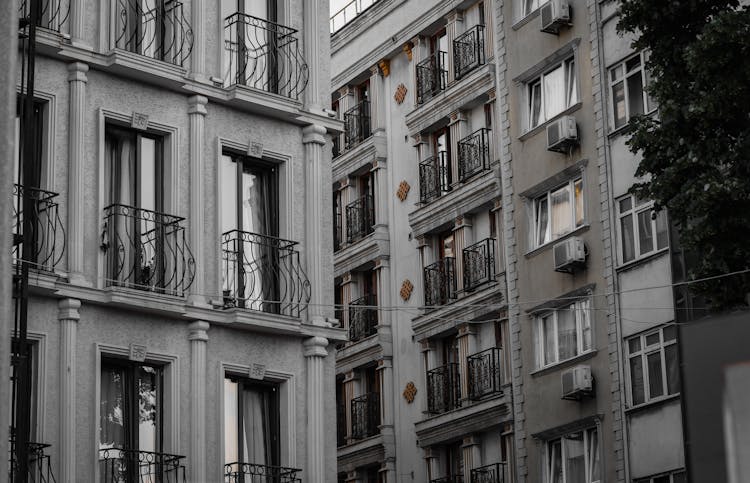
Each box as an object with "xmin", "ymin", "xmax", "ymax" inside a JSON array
[
  {"xmin": 522, "ymin": 0, "xmax": 540, "ymax": 17},
  {"xmin": 115, "ymin": 0, "xmax": 191, "ymax": 66},
  {"xmin": 532, "ymin": 177, "xmax": 584, "ymax": 248},
  {"xmin": 528, "ymin": 58, "xmax": 578, "ymax": 130},
  {"xmin": 220, "ymin": 152, "xmax": 278, "ymax": 237},
  {"xmin": 627, "ymin": 325, "xmax": 679, "ymax": 406},
  {"xmin": 617, "ymin": 195, "xmax": 668, "ymax": 264},
  {"xmin": 609, "ymin": 52, "xmax": 655, "ymax": 129},
  {"xmin": 535, "ymin": 299, "xmax": 593, "ymax": 368},
  {"xmin": 546, "ymin": 428, "xmax": 601, "ymax": 483},
  {"xmin": 634, "ymin": 470, "xmax": 686, "ymax": 483}
]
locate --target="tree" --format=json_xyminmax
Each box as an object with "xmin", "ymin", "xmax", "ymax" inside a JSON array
[{"xmin": 618, "ymin": 0, "xmax": 750, "ymax": 308}]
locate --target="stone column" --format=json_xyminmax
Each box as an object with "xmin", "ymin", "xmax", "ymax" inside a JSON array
[
  {"xmin": 424, "ymin": 447, "xmax": 439, "ymax": 481},
  {"xmin": 303, "ymin": 0, "xmax": 323, "ymax": 110},
  {"xmin": 67, "ymin": 62, "xmax": 88, "ymax": 285},
  {"xmin": 69, "ymin": 0, "xmax": 89, "ymax": 47},
  {"xmin": 343, "ymin": 369, "xmax": 357, "ymax": 443},
  {"xmin": 337, "ymin": 86, "xmax": 355, "ymax": 151},
  {"xmin": 448, "ymin": 109, "xmax": 468, "ymax": 187},
  {"xmin": 409, "ymin": 36, "xmax": 424, "ymax": 108},
  {"xmin": 187, "ymin": 96, "xmax": 208, "ymax": 306},
  {"xmin": 190, "ymin": 0, "xmax": 206, "ymax": 81},
  {"xmin": 303, "ymin": 336, "xmax": 329, "ymax": 483},
  {"xmin": 188, "ymin": 321, "xmax": 209, "ymax": 483},
  {"xmin": 371, "ymin": 160, "xmax": 388, "ymax": 231},
  {"xmin": 382, "ymin": 459, "xmax": 397, "ymax": 483},
  {"xmin": 462, "ymin": 434, "xmax": 482, "ymax": 476},
  {"xmin": 445, "ymin": 11, "xmax": 465, "ymax": 85},
  {"xmin": 339, "ymin": 176, "xmax": 353, "ymax": 246},
  {"xmin": 457, "ymin": 323, "xmax": 477, "ymax": 403},
  {"xmin": 58, "ymin": 298, "xmax": 81, "ymax": 483},
  {"xmin": 303, "ymin": 124, "xmax": 329, "ymax": 322},
  {"xmin": 420, "ymin": 340, "xmax": 437, "ymax": 414},
  {"xmin": 416, "ymin": 235, "xmax": 430, "ymax": 305},
  {"xmin": 368, "ymin": 65, "xmax": 384, "ymax": 134},
  {"xmin": 491, "ymin": 198, "xmax": 504, "ymax": 276},
  {"xmin": 341, "ymin": 272, "xmax": 356, "ymax": 335},
  {"xmin": 374, "ymin": 258, "xmax": 390, "ymax": 329},
  {"xmin": 453, "ymin": 215, "xmax": 472, "ymax": 292},
  {"xmin": 377, "ymin": 358, "xmax": 394, "ymax": 429}
]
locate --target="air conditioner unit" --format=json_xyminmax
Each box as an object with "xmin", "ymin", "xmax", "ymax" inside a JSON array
[
  {"xmin": 540, "ymin": 0, "xmax": 571, "ymax": 34},
  {"xmin": 561, "ymin": 364, "xmax": 593, "ymax": 400},
  {"xmin": 547, "ymin": 115, "xmax": 578, "ymax": 153},
  {"xmin": 553, "ymin": 236, "xmax": 586, "ymax": 273}
]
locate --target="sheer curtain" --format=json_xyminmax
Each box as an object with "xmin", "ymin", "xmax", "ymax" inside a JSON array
[
  {"xmin": 106, "ymin": 129, "xmax": 136, "ymax": 286},
  {"xmin": 544, "ymin": 64, "xmax": 565, "ymax": 121},
  {"xmin": 241, "ymin": 167, "xmax": 276, "ymax": 311},
  {"xmin": 564, "ymin": 432, "xmax": 586, "ymax": 482},
  {"xmin": 241, "ymin": 387, "xmax": 272, "ymax": 467},
  {"xmin": 557, "ymin": 305, "xmax": 578, "ymax": 360},
  {"xmin": 551, "ymin": 185, "xmax": 572, "ymax": 239}
]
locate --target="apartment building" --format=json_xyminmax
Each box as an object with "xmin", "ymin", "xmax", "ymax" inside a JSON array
[{"xmin": 8, "ymin": 0, "xmax": 343, "ymax": 482}]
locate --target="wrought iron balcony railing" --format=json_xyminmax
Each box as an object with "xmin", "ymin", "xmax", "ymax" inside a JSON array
[
  {"xmin": 99, "ymin": 448, "xmax": 186, "ymax": 483},
  {"xmin": 419, "ymin": 152, "xmax": 451, "ymax": 204},
  {"xmin": 462, "ymin": 237, "xmax": 496, "ymax": 292},
  {"xmin": 470, "ymin": 463, "xmax": 506, "ymax": 483},
  {"xmin": 348, "ymin": 294, "xmax": 378, "ymax": 343},
  {"xmin": 468, "ymin": 347, "xmax": 503, "ymax": 400},
  {"xmin": 336, "ymin": 403, "xmax": 347, "ymax": 447},
  {"xmin": 344, "ymin": 100, "xmax": 371, "ymax": 150},
  {"xmin": 427, "ymin": 363, "xmax": 461, "ymax": 414},
  {"xmin": 223, "ymin": 13, "xmax": 309, "ymax": 100},
  {"xmin": 345, "ymin": 194, "xmax": 375, "ymax": 244},
  {"xmin": 431, "ymin": 474, "xmax": 464, "ymax": 483},
  {"xmin": 330, "ymin": 0, "xmax": 380, "ymax": 33},
  {"xmin": 424, "ymin": 257, "xmax": 456, "ymax": 307},
  {"xmin": 12, "ymin": 184, "xmax": 66, "ymax": 272},
  {"xmin": 18, "ymin": 0, "xmax": 69, "ymax": 32},
  {"xmin": 457, "ymin": 128, "xmax": 491, "ymax": 183},
  {"xmin": 351, "ymin": 392, "xmax": 380, "ymax": 440},
  {"xmin": 101, "ymin": 204, "xmax": 195, "ymax": 296},
  {"xmin": 224, "ymin": 462, "xmax": 302, "ymax": 483},
  {"xmin": 221, "ymin": 230, "xmax": 311, "ymax": 317},
  {"xmin": 10, "ymin": 441, "xmax": 56, "ymax": 483},
  {"xmin": 454, "ymin": 25, "xmax": 486, "ymax": 80},
  {"xmin": 113, "ymin": 0, "xmax": 194, "ymax": 66},
  {"xmin": 417, "ymin": 52, "xmax": 447, "ymax": 104}
]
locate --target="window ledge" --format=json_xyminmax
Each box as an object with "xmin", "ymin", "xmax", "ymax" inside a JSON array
[
  {"xmin": 512, "ymin": 9, "xmax": 541, "ymax": 30},
  {"xmin": 625, "ymin": 393, "xmax": 681, "ymax": 415},
  {"xmin": 519, "ymin": 102, "xmax": 583, "ymax": 142},
  {"xmin": 524, "ymin": 223, "xmax": 590, "ymax": 259},
  {"xmin": 615, "ymin": 248, "xmax": 670, "ymax": 273},
  {"xmin": 529, "ymin": 350, "xmax": 598, "ymax": 378}
]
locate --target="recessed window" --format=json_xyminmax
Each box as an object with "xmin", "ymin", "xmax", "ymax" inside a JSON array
[
  {"xmin": 617, "ymin": 195, "xmax": 668, "ymax": 264},
  {"xmin": 532, "ymin": 177, "xmax": 584, "ymax": 249},
  {"xmin": 535, "ymin": 299, "xmax": 593, "ymax": 368},
  {"xmin": 545, "ymin": 427, "xmax": 601, "ymax": 483},
  {"xmin": 609, "ymin": 52, "xmax": 655, "ymax": 129},
  {"xmin": 528, "ymin": 58, "xmax": 578, "ymax": 130},
  {"xmin": 627, "ymin": 326, "xmax": 679, "ymax": 406}
]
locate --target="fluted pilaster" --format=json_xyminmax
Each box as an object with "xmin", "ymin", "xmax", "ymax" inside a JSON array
[
  {"xmin": 188, "ymin": 321, "xmax": 209, "ymax": 483},
  {"xmin": 67, "ymin": 62, "xmax": 88, "ymax": 285},
  {"xmin": 58, "ymin": 298, "xmax": 81, "ymax": 482},
  {"xmin": 303, "ymin": 124, "xmax": 328, "ymax": 322},
  {"xmin": 188, "ymin": 96, "xmax": 208, "ymax": 306},
  {"xmin": 303, "ymin": 336, "xmax": 329, "ymax": 483}
]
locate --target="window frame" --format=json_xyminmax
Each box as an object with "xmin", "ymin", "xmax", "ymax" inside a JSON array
[
  {"xmin": 527, "ymin": 57, "xmax": 578, "ymax": 131},
  {"xmin": 633, "ymin": 469, "xmax": 686, "ymax": 483},
  {"xmin": 608, "ymin": 51, "xmax": 656, "ymax": 130},
  {"xmin": 531, "ymin": 176, "xmax": 585, "ymax": 250},
  {"xmin": 544, "ymin": 427, "xmax": 602, "ymax": 483},
  {"xmin": 616, "ymin": 194, "xmax": 669, "ymax": 265},
  {"xmin": 534, "ymin": 298, "xmax": 593, "ymax": 369},
  {"xmin": 626, "ymin": 325, "xmax": 680, "ymax": 407}
]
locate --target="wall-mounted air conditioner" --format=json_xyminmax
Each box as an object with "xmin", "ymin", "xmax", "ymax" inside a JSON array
[
  {"xmin": 561, "ymin": 364, "xmax": 593, "ymax": 400},
  {"xmin": 547, "ymin": 115, "xmax": 579, "ymax": 153},
  {"xmin": 553, "ymin": 236, "xmax": 586, "ymax": 273},
  {"xmin": 540, "ymin": 0, "xmax": 572, "ymax": 34}
]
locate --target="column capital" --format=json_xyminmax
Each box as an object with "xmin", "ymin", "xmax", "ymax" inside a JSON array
[
  {"xmin": 303, "ymin": 336, "xmax": 328, "ymax": 357},
  {"xmin": 302, "ymin": 124, "xmax": 327, "ymax": 145},
  {"xmin": 58, "ymin": 298, "xmax": 81, "ymax": 321},
  {"xmin": 188, "ymin": 321, "xmax": 210, "ymax": 341},
  {"xmin": 457, "ymin": 322, "xmax": 477, "ymax": 337},
  {"xmin": 377, "ymin": 358, "xmax": 393, "ymax": 370},
  {"xmin": 188, "ymin": 95, "xmax": 208, "ymax": 115},
  {"xmin": 449, "ymin": 109, "xmax": 467, "ymax": 125},
  {"xmin": 445, "ymin": 10, "xmax": 464, "ymax": 24},
  {"xmin": 67, "ymin": 62, "xmax": 89, "ymax": 82}
]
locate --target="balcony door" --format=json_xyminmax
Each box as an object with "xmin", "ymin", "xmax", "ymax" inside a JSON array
[
  {"xmin": 433, "ymin": 127, "xmax": 451, "ymax": 192},
  {"xmin": 223, "ymin": 0, "xmax": 279, "ymax": 91}
]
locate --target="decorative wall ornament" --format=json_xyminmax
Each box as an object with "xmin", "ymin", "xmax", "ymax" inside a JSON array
[
  {"xmin": 378, "ymin": 58, "xmax": 391, "ymax": 77},
  {"xmin": 394, "ymin": 83, "xmax": 408, "ymax": 105},
  {"xmin": 129, "ymin": 343, "xmax": 147, "ymax": 362},
  {"xmin": 400, "ymin": 279, "xmax": 414, "ymax": 301},
  {"xmin": 396, "ymin": 180, "xmax": 410, "ymax": 201},
  {"xmin": 403, "ymin": 42, "xmax": 413, "ymax": 61},
  {"xmin": 403, "ymin": 382, "xmax": 417, "ymax": 403},
  {"xmin": 131, "ymin": 112, "xmax": 149, "ymax": 130},
  {"xmin": 249, "ymin": 142, "xmax": 263, "ymax": 157},
  {"xmin": 249, "ymin": 363, "xmax": 266, "ymax": 380}
]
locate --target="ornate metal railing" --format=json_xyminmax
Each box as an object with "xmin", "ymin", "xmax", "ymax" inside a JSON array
[
  {"xmin": 417, "ymin": 52, "xmax": 447, "ymax": 104},
  {"xmin": 224, "ymin": 462, "xmax": 302, "ymax": 483},
  {"xmin": 344, "ymin": 100, "xmax": 371, "ymax": 150},
  {"xmin": 431, "ymin": 474, "xmax": 464, "ymax": 483},
  {"xmin": 18, "ymin": 0, "xmax": 70, "ymax": 32},
  {"xmin": 470, "ymin": 463, "xmax": 506, "ymax": 483},
  {"xmin": 454, "ymin": 25, "xmax": 486, "ymax": 80},
  {"xmin": 224, "ymin": 13, "xmax": 309, "ymax": 100},
  {"xmin": 468, "ymin": 347, "xmax": 503, "ymax": 400},
  {"xmin": 457, "ymin": 128, "xmax": 491, "ymax": 182},
  {"xmin": 463, "ymin": 237, "xmax": 496, "ymax": 292},
  {"xmin": 101, "ymin": 204, "xmax": 195, "ymax": 296},
  {"xmin": 112, "ymin": 0, "xmax": 193, "ymax": 66},
  {"xmin": 427, "ymin": 363, "xmax": 461, "ymax": 414},
  {"xmin": 99, "ymin": 448, "xmax": 186, "ymax": 483},
  {"xmin": 330, "ymin": 0, "xmax": 379, "ymax": 33},
  {"xmin": 10, "ymin": 441, "xmax": 57, "ymax": 483},
  {"xmin": 345, "ymin": 194, "xmax": 375, "ymax": 244},
  {"xmin": 12, "ymin": 184, "xmax": 66, "ymax": 272},
  {"xmin": 336, "ymin": 403, "xmax": 347, "ymax": 447},
  {"xmin": 221, "ymin": 230, "xmax": 311, "ymax": 317},
  {"xmin": 349, "ymin": 294, "xmax": 378, "ymax": 343},
  {"xmin": 351, "ymin": 393, "xmax": 380, "ymax": 440},
  {"xmin": 419, "ymin": 152, "xmax": 451, "ymax": 204},
  {"xmin": 424, "ymin": 257, "xmax": 456, "ymax": 307}
]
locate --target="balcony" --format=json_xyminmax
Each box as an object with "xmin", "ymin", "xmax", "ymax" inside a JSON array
[
  {"xmin": 417, "ymin": 52, "xmax": 448, "ymax": 104},
  {"xmin": 431, "ymin": 475, "xmax": 464, "ymax": 483},
  {"xmin": 424, "ymin": 257, "xmax": 456, "ymax": 307},
  {"xmin": 343, "ymin": 100, "xmax": 372, "ymax": 151},
  {"xmin": 468, "ymin": 347, "xmax": 503, "ymax": 400},
  {"xmin": 10, "ymin": 441, "xmax": 56, "ymax": 483},
  {"xmin": 427, "ymin": 363, "xmax": 461, "ymax": 414},
  {"xmin": 99, "ymin": 448, "xmax": 186, "ymax": 483},
  {"xmin": 470, "ymin": 463, "xmax": 507, "ymax": 483},
  {"xmin": 223, "ymin": 13, "xmax": 309, "ymax": 100},
  {"xmin": 351, "ymin": 392, "xmax": 380, "ymax": 440},
  {"xmin": 12, "ymin": 184, "xmax": 65, "ymax": 272},
  {"xmin": 101, "ymin": 204, "xmax": 195, "ymax": 297},
  {"xmin": 330, "ymin": 0, "xmax": 380, "ymax": 33},
  {"xmin": 453, "ymin": 25, "xmax": 486, "ymax": 80},
  {"xmin": 419, "ymin": 152, "xmax": 451, "ymax": 204},
  {"xmin": 457, "ymin": 128, "xmax": 491, "ymax": 183},
  {"xmin": 346, "ymin": 194, "xmax": 375, "ymax": 244},
  {"xmin": 221, "ymin": 230, "xmax": 311, "ymax": 318},
  {"xmin": 462, "ymin": 238, "xmax": 496, "ymax": 292},
  {"xmin": 18, "ymin": 0, "xmax": 69, "ymax": 32},
  {"xmin": 113, "ymin": 0, "xmax": 194, "ymax": 66},
  {"xmin": 337, "ymin": 403, "xmax": 347, "ymax": 447},
  {"xmin": 348, "ymin": 294, "xmax": 378, "ymax": 343},
  {"xmin": 224, "ymin": 462, "xmax": 302, "ymax": 483}
]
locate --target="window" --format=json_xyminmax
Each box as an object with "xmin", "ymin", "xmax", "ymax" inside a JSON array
[
  {"xmin": 546, "ymin": 427, "xmax": 601, "ymax": 483},
  {"xmin": 609, "ymin": 52, "xmax": 654, "ymax": 129},
  {"xmin": 535, "ymin": 299, "xmax": 592, "ymax": 368},
  {"xmin": 115, "ymin": 0, "xmax": 191, "ymax": 66},
  {"xmin": 532, "ymin": 177, "xmax": 584, "ymax": 248},
  {"xmin": 627, "ymin": 325, "xmax": 679, "ymax": 406},
  {"xmin": 617, "ymin": 195, "xmax": 668, "ymax": 264},
  {"xmin": 521, "ymin": 0, "xmax": 540, "ymax": 17},
  {"xmin": 220, "ymin": 152, "xmax": 278, "ymax": 237},
  {"xmin": 634, "ymin": 470, "xmax": 686, "ymax": 483},
  {"xmin": 528, "ymin": 58, "xmax": 578, "ymax": 129}
]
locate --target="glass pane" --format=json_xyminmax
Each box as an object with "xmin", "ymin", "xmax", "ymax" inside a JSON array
[
  {"xmin": 665, "ymin": 344, "xmax": 680, "ymax": 395},
  {"xmin": 530, "ymin": 82, "xmax": 542, "ymax": 128},
  {"xmin": 100, "ymin": 364, "xmax": 127, "ymax": 450},
  {"xmin": 525, "ymin": 0, "xmax": 539, "ymax": 15},
  {"xmin": 647, "ymin": 352, "xmax": 664, "ymax": 398},
  {"xmin": 566, "ymin": 59, "xmax": 578, "ymax": 107},
  {"xmin": 621, "ymin": 213, "xmax": 635, "ymax": 263},
  {"xmin": 627, "ymin": 73, "xmax": 645, "ymax": 117},
  {"xmin": 630, "ymin": 356, "xmax": 645, "ymax": 405},
  {"xmin": 220, "ymin": 155, "xmax": 238, "ymax": 234},
  {"xmin": 628, "ymin": 337, "xmax": 641, "ymax": 353},
  {"xmin": 619, "ymin": 197, "xmax": 632, "ymax": 212},
  {"xmin": 138, "ymin": 137, "xmax": 157, "ymax": 212},
  {"xmin": 136, "ymin": 365, "xmax": 159, "ymax": 453},
  {"xmin": 544, "ymin": 64, "xmax": 566, "ymax": 120},
  {"xmin": 574, "ymin": 179, "xmax": 584, "ymax": 227},
  {"xmin": 612, "ymin": 81, "xmax": 626, "ymax": 128},
  {"xmin": 610, "ymin": 65, "xmax": 622, "ymax": 83},
  {"xmin": 655, "ymin": 210, "xmax": 669, "ymax": 249},
  {"xmin": 550, "ymin": 185, "xmax": 572, "ymax": 239},
  {"xmin": 536, "ymin": 195, "xmax": 549, "ymax": 246},
  {"xmin": 637, "ymin": 210, "xmax": 654, "ymax": 255},
  {"xmin": 563, "ymin": 432, "xmax": 585, "ymax": 483},
  {"xmin": 224, "ymin": 379, "xmax": 239, "ymax": 465},
  {"xmin": 558, "ymin": 306, "xmax": 578, "ymax": 360},
  {"xmin": 653, "ymin": 476, "xmax": 670, "ymax": 483},
  {"xmin": 588, "ymin": 428, "xmax": 601, "ymax": 482},
  {"xmin": 645, "ymin": 332, "xmax": 660, "ymax": 346},
  {"xmin": 626, "ymin": 55, "xmax": 641, "ymax": 72},
  {"xmin": 242, "ymin": 385, "xmax": 274, "ymax": 466},
  {"xmin": 543, "ymin": 315, "xmax": 556, "ymax": 365},
  {"xmin": 663, "ymin": 325, "xmax": 676, "ymax": 341},
  {"xmin": 672, "ymin": 471, "xmax": 687, "ymax": 483},
  {"xmin": 549, "ymin": 439, "xmax": 563, "ymax": 483},
  {"xmin": 579, "ymin": 300, "xmax": 592, "ymax": 352}
]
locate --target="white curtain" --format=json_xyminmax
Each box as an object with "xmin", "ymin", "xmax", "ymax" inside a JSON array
[
  {"xmin": 551, "ymin": 185, "xmax": 571, "ymax": 239},
  {"xmin": 564, "ymin": 433, "xmax": 586, "ymax": 483},
  {"xmin": 587, "ymin": 429, "xmax": 601, "ymax": 482},
  {"xmin": 536, "ymin": 196, "xmax": 549, "ymax": 246},
  {"xmin": 557, "ymin": 305, "xmax": 577, "ymax": 360},
  {"xmin": 544, "ymin": 64, "xmax": 565, "ymax": 121},
  {"xmin": 242, "ymin": 387, "xmax": 271, "ymax": 467}
]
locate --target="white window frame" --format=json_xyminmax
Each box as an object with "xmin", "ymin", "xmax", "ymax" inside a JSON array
[
  {"xmin": 516, "ymin": 0, "xmax": 541, "ymax": 22},
  {"xmin": 616, "ymin": 194, "xmax": 669, "ymax": 265},
  {"xmin": 531, "ymin": 176, "xmax": 585, "ymax": 249},
  {"xmin": 527, "ymin": 57, "xmax": 578, "ymax": 130},
  {"xmin": 634, "ymin": 469, "xmax": 686, "ymax": 483},
  {"xmin": 534, "ymin": 298, "xmax": 593, "ymax": 369},
  {"xmin": 608, "ymin": 51, "xmax": 656, "ymax": 130},
  {"xmin": 626, "ymin": 325, "xmax": 680, "ymax": 407},
  {"xmin": 545, "ymin": 427, "xmax": 601, "ymax": 483}
]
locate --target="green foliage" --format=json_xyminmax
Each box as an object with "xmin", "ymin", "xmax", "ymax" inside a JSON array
[{"xmin": 618, "ymin": 0, "xmax": 750, "ymax": 307}]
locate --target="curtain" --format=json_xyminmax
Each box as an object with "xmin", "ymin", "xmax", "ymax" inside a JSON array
[
  {"xmin": 588, "ymin": 429, "xmax": 601, "ymax": 482},
  {"xmin": 542, "ymin": 315, "xmax": 556, "ymax": 366},
  {"xmin": 549, "ymin": 439, "xmax": 563, "ymax": 483},
  {"xmin": 530, "ymin": 82, "xmax": 542, "ymax": 128},
  {"xmin": 100, "ymin": 365, "xmax": 128, "ymax": 450},
  {"xmin": 637, "ymin": 210, "xmax": 654, "ymax": 254},
  {"xmin": 621, "ymin": 213, "xmax": 635, "ymax": 262},
  {"xmin": 136, "ymin": 365, "xmax": 159, "ymax": 453},
  {"xmin": 564, "ymin": 432, "xmax": 585, "ymax": 483},
  {"xmin": 551, "ymin": 185, "xmax": 571, "ymax": 239},
  {"xmin": 536, "ymin": 196, "xmax": 549, "ymax": 246},
  {"xmin": 242, "ymin": 387, "xmax": 271, "ymax": 467},
  {"xmin": 566, "ymin": 59, "xmax": 578, "ymax": 107},
  {"xmin": 557, "ymin": 305, "xmax": 578, "ymax": 360},
  {"xmin": 579, "ymin": 300, "xmax": 592, "ymax": 352},
  {"xmin": 224, "ymin": 379, "xmax": 240, "ymax": 465},
  {"xmin": 544, "ymin": 64, "xmax": 565, "ymax": 121}
]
